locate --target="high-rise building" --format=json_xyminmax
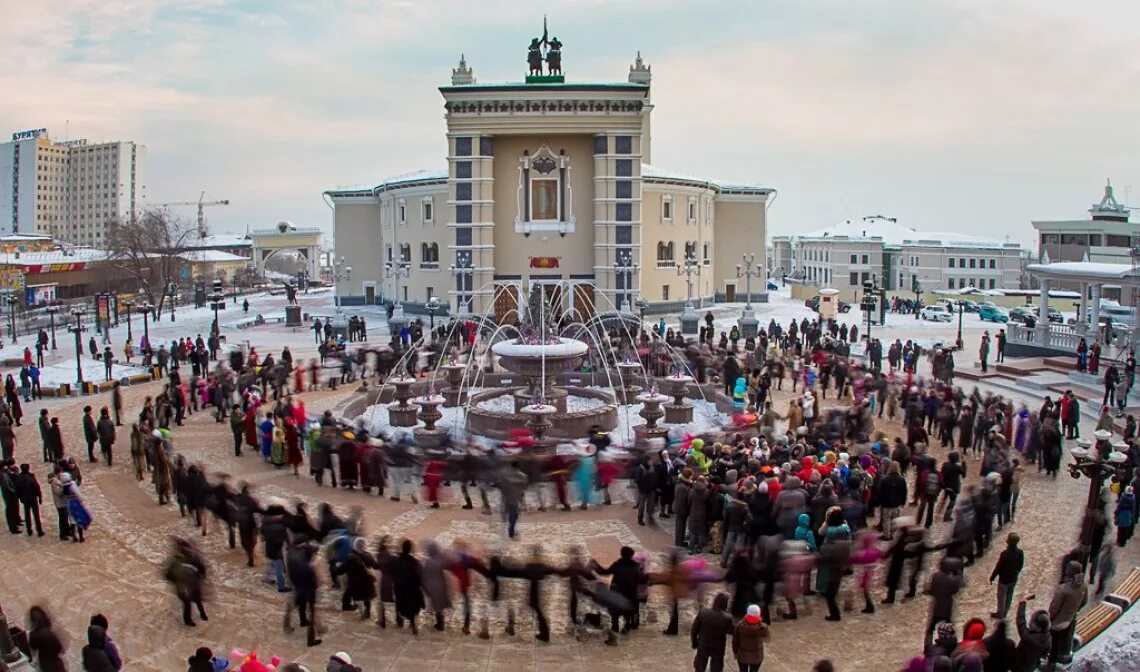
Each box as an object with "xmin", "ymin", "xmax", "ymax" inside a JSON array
[{"xmin": 0, "ymin": 128, "xmax": 147, "ymax": 245}]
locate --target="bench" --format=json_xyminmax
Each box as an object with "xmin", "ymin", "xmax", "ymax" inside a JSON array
[
  {"xmin": 1072, "ymin": 600, "xmax": 1122, "ymax": 649},
  {"xmin": 1104, "ymin": 566, "xmax": 1140, "ymax": 609}
]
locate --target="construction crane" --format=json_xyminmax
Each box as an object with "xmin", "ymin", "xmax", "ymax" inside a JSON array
[{"xmin": 152, "ymin": 191, "xmax": 231, "ymax": 238}]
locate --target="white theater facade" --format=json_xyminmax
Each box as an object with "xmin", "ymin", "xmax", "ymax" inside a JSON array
[{"xmin": 325, "ymin": 46, "xmax": 773, "ymax": 322}]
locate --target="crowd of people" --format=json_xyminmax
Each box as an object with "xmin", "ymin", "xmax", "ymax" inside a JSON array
[{"xmin": 3, "ymin": 311, "xmax": 1139, "ymax": 672}]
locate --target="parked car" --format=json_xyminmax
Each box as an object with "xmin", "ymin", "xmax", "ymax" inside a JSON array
[
  {"xmin": 959, "ymin": 299, "xmax": 979, "ymax": 313},
  {"xmin": 767, "ymin": 280, "xmax": 779, "ymax": 291},
  {"xmin": 979, "ymin": 304, "xmax": 1009, "ymax": 323},
  {"xmin": 806, "ymin": 296, "xmax": 852, "ymax": 314},
  {"xmin": 1009, "ymin": 306, "xmax": 1036, "ymax": 324},
  {"xmin": 920, "ymin": 305, "xmax": 954, "ymax": 322},
  {"xmin": 1047, "ymin": 307, "xmax": 1063, "ymax": 323}
]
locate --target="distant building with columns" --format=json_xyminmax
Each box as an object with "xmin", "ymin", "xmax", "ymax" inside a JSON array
[{"xmin": 324, "ymin": 43, "xmax": 774, "ymax": 321}]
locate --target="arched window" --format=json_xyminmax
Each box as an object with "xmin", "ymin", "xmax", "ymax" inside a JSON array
[
  {"xmin": 420, "ymin": 242, "xmax": 439, "ymax": 267},
  {"xmin": 657, "ymin": 241, "xmax": 675, "ymax": 265},
  {"xmin": 399, "ymin": 243, "xmax": 410, "ymax": 262},
  {"xmin": 684, "ymin": 241, "xmax": 697, "ymax": 259}
]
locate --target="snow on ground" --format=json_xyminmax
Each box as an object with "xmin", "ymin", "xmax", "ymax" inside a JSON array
[
  {"xmin": 35, "ymin": 358, "xmax": 149, "ymax": 388},
  {"xmin": 1071, "ymin": 603, "xmax": 1140, "ymax": 671}
]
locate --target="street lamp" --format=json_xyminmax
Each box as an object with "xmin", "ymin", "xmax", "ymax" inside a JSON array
[
  {"xmin": 676, "ymin": 253, "xmax": 701, "ymax": 335},
  {"xmin": 166, "ymin": 282, "xmax": 177, "ymax": 322},
  {"xmin": 449, "ymin": 251, "xmax": 476, "ymax": 315},
  {"xmin": 46, "ymin": 304, "xmax": 59, "ymax": 350},
  {"xmin": 1, "ymin": 293, "xmax": 18, "ymax": 344},
  {"xmin": 332, "ymin": 256, "xmax": 353, "ymax": 310},
  {"xmin": 68, "ymin": 307, "xmax": 87, "ymax": 387},
  {"xmin": 121, "ymin": 300, "xmax": 134, "ymax": 343},
  {"xmin": 956, "ymin": 301, "xmax": 964, "ymax": 350},
  {"xmin": 139, "ymin": 302, "xmax": 153, "ymax": 352},
  {"xmin": 384, "ymin": 259, "xmax": 410, "ymax": 323},
  {"xmin": 736, "ymin": 253, "xmax": 762, "ymax": 339},
  {"xmin": 1068, "ymin": 431, "xmax": 1132, "ymax": 569},
  {"xmin": 614, "ymin": 250, "xmax": 640, "ymax": 314},
  {"xmin": 860, "ymin": 277, "xmax": 882, "ymax": 342},
  {"xmin": 425, "ymin": 296, "xmax": 441, "ymax": 330},
  {"xmin": 209, "ymin": 292, "xmax": 225, "ymax": 336}
]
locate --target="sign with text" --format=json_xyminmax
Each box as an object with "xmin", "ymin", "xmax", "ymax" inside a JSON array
[{"xmin": 11, "ymin": 128, "xmax": 47, "ymax": 141}]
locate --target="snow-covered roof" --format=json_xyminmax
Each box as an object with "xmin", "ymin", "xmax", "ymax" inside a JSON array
[
  {"xmin": 183, "ymin": 234, "xmax": 251, "ymax": 250},
  {"xmin": 325, "ymin": 169, "xmax": 449, "ymax": 197},
  {"xmin": 798, "ymin": 219, "xmax": 1012, "ymax": 249},
  {"xmin": 1026, "ymin": 261, "xmax": 1140, "ymax": 279},
  {"xmin": 177, "ymin": 250, "xmax": 251, "ymax": 263},
  {"xmin": 9, "ymin": 248, "xmax": 114, "ymax": 264},
  {"xmin": 0, "ymin": 233, "xmax": 52, "ymax": 242},
  {"xmin": 641, "ymin": 164, "xmax": 771, "ymax": 194}
]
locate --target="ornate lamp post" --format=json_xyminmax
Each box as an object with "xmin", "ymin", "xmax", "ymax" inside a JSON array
[
  {"xmin": 676, "ymin": 253, "xmax": 701, "ymax": 335},
  {"xmin": 139, "ymin": 302, "xmax": 153, "ymax": 350},
  {"xmin": 121, "ymin": 300, "xmax": 134, "ymax": 343},
  {"xmin": 736, "ymin": 253, "xmax": 762, "ymax": 339},
  {"xmin": 331, "ymin": 256, "xmax": 352, "ymax": 309},
  {"xmin": 449, "ymin": 251, "xmax": 476, "ymax": 316},
  {"xmin": 1068, "ymin": 430, "xmax": 1132, "ymax": 568},
  {"xmin": 384, "ymin": 259, "xmax": 411, "ymax": 325},
  {"xmin": 615, "ymin": 250, "xmax": 640, "ymax": 314},
  {"xmin": 209, "ymin": 291, "xmax": 226, "ymax": 338},
  {"xmin": 68, "ymin": 307, "xmax": 87, "ymax": 387},
  {"xmin": 0, "ymin": 601, "xmax": 31, "ymax": 669},
  {"xmin": 425, "ymin": 296, "xmax": 441, "ymax": 331},
  {"xmin": 46, "ymin": 304, "xmax": 59, "ymax": 350}
]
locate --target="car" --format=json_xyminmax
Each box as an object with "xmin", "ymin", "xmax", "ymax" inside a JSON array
[
  {"xmin": 804, "ymin": 297, "xmax": 820, "ymax": 311},
  {"xmin": 838, "ymin": 301, "xmax": 852, "ymax": 313},
  {"xmin": 934, "ymin": 299, "xmax": 958, "ymax": 313},
  {"xmin": 1009, "ymin": 306, "xmax": 1036, "ymax": 324},
  {"xmin": 920, "ymin": 305, "xmax": 954, "ymax": 322},
  {"xmin": 767, "ymin": 280, "xmax": 779, "ymax": 291},
  {"xmin": 958, "ymin": 299, "xmax": 979, "ymax": 313},
  {"xmin": 978, "ymin": 304, "xmax": 1009, "ymax": 323},
  {"xmin": 1047, "ymin": 307, "xmax": 1063, "ymax": 323}
]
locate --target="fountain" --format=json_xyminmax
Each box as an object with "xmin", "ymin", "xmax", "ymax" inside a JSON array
[
  {"xmin": 616, "ymin": 358, "xmax": 644, "ymax": 405},
  {"xmin": 520, "ymin": 400, "xmax": 558, "ymax": 444},
  {"xmin": 492, "ymin": 336, "xmax": 589, "ymax": 413},
  {"xmin": 441, "ymin": 356, "xmax": 469, "ymax": 408},
  {"xmin": 412, "ymin": 389, "xmax": 449, "ymax": 450},
  {"xmin": 635, "ymin": 387, "xmax": 671, "ymax": 443},
  {"xmin": 663, "ymin": 368, "xmax": 694, "ymax": 424},
  {"xmin": 387, "ymin": 375, "xmax": 419, "ymax": 427}
]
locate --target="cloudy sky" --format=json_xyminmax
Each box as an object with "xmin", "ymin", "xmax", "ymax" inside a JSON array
[{"xmin": 3, "ymin": 0, "xmax": 1138, "ymax": 248}]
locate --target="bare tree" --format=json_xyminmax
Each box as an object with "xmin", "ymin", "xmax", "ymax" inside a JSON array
[{"xmin": 106, "ymin": 209, "xmax": 197, "ymax": 320}]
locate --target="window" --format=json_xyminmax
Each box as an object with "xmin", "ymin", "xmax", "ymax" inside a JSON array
[
  {"xmin": 662, "ymin": 285, "xmax": 670, "ymax": 301},
  {"xmin": 849, "ymin": 272, "xmax": 858, "ymax": 285},
  {"xmin": 455, "ymin": 227, "xmax": 472, "ymax": 246},
  {"xmin": 662, "ymin": 195, "xmax": 673, "ymax": 221},
  {"xmin": 684, "ymin": 241, "xmax": 697, "ymax": 259},
  {"xmin": 422, "ymin": 198, "xmax": 433, "ymax": 223},
  {"xmin": 420, "ymin": 242, "xmax": 439, "ymax": 267},
  {"xmin": 989, "ymin": 259, "xmax": 996, "ymax": 269},
  {"xmin": 948, "ymin": 257, "xmax": 955, "ymax": 268},
  {"xmin": 1107, "ymin": 234, "xmax": 1130, "ymax": 247},
  {"xmin": 861, "ymin": 254, "xmax": 869, "ymax": 264},
  {"xmin": 531, "ymin": 178, "xmax": 558, "ymax": 220},
  {"xmin": 615, "ymin": 159, "xmax": 632, "ymax": 177},
  {"xmin": 398, "ymin": 200, "xmax": 406, "ymax": 225},
  {"xmin": 399, "ymin": 244, "xmax": 410, "ymax": 262},
  {"xmin": 616, "ymin": 226, "xmax": 631, "ymax": 245},
  {"xmin": 455, "ymin": 162, "xmax": 472, "ymax": 179},
  {"xmin": 657, "ymin": 241, "xmax": 675, "ymax": 265},
  {"xmin": 702, "ymin": 242, "xmax": 710, "ymax": 264},
  {"xmin": 615, "ymin": 136, "xmax": 632, "ymax": 154},
  {"xmin": 426, "ymin": 287, "xmax": 434, "ymax": 302},
  {"xmin": 861, "ymin": 272, "xmax": 870, "ymax": 284},
  {"xmin": 456, "ymin": 204, "xmax": 472, "ymax": 223},
  {"xmin": 455, "ymin": 182, "xmax": 472, "ymax": 201},
  {"xmin": 948, "ymin": 278, "xmax": 956, "ymax": 289},
  {"xmin": 958, "ymin": 257, "xmax": 965, "ymax": 268},
  {"xmin": 455, "ymin": 137, "xmax": 472, "ymax": 156},
  {"xmin": 969, "ymin": 258, "xmax": 975, "ymax": 269},
  {"xmin": 988, "ymin": 278, "xmax": 996, "ymax": 289},
  {"xmin": 688, "ymin": 198, "xmax": 696, "ymax": 222},
  {"xmin": 615, "ymin": 180, "xmax": 632, "ymax": 199},
  {"xmin": 850, "ymin": 254, "xmax": 858, "ymax": 264}
]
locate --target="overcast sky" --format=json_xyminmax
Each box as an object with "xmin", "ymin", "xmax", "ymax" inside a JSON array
[{"xmin": 3, "ymin": 0, "xmax": 1138, "ymax": 249}]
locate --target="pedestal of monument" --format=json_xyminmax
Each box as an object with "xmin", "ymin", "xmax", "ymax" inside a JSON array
[
  {"xmin": 680, "ymin": 305, "xmax": 699, "ymax": 335},
  {"xmin": 285, "ymin": 305, "xmax": 302, "ymax": 327},
  {"xmin": 738, "ymin": 308, "xmax": 759, "ymax": 339}
]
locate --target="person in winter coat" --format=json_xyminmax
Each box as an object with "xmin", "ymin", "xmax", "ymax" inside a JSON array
[
  {"xmin": 990, "ymin": 533, "xmax": 1024, "ymax": 619},
  {"xmin": 14, "ymin": 463, "xmax": 44, "ymax": 536},
  {"xmin": 82, "ymin": 405, "xmax": 99, "ymax": 463},
  {"xmin": 81, "ymin": 625, "xmax": 119, "ymax": 672},
  {"xmin": 374, "ymin": 536, "xmax": 398, "ymax": 628},
  {"xmin": 732, "ymin": 603, "xmax": 769, "ymax": 672},
  {"xmin": 96, "ymin": 408, "xmax": 116, "ymax": 467},
  {"xmin": 688, "ymin": 475, "xmax": 710, "ymax": 553},
  {"xmin": 260, "ymin": 500, "xmax": 290, "ymax": 591},
  {"xmin": 1115, "ymin": 486, "xmax": 1136, "ymax": 547},
  {"xmin": 877, "ymin": 461, "xmax": 908, "ymax": 539},
  {"xmin": 284, "ymin": 537, "xmax": 323, "ymax": 647},
  {"xmin": 392, "ymin": 538, "xmax": 425, "ymax": 633},
  {"xmin": 332, "ymin": 537, "xmax": 377, "ymax": 620},
  {"xmin": 1013, "ymin": 594, "xmax": 1050, "ymax": 672},
  {"xmin": 421, "ymin": 541, "xmax": 453, "ymax": 631},
  {"xmin": 674, "ymin": 469, "xmax": 693, "ymax": 547},
  {"xmin": 690, "ymin": 592, "xmax": 734, "ymax": 672},
  {"xmin": 0, "ymin": 416, "xmax": 14, "ymax": 463},
  {"xmin": 1047, "ymin": 561, "xmax": 1087, "ymax": 667},
  {"xmin": 924, "ymin": 556, "xmax": 965, "ymax": 651}
]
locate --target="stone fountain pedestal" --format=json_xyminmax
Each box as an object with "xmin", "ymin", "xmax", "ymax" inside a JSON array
[
  {"xmin": 634, "ymin": 391, "xmax": 671, "ymax": 443},
  {"xmin": 387, "ymin": 376, "xmax": 419, "ymax": 427},
  {"xmin": 441, "ymin": 362, "xmax": 468, "ymax": 408},
  {"xmin": 663, "ymin": 374, "xmax": 694, "ymax": 424},
  {"xmin": 412, "ymin": 394, "xmax": 449, "ymax": 450},
  {"xmin": 521, "ymin": 403, "xmax": 557, "ymax": 445},
  {"xmin": 616, "ymin": 360, "xmax": 644, "ymax": 405},
  {"xmin": 513, "ymin": 386, "xmax": 568, "ymax": 413}
]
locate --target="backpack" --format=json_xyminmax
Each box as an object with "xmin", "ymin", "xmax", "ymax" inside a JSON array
[{"xmin": 924, "ymin": 470, "xmax": 941, "ymax": 496}]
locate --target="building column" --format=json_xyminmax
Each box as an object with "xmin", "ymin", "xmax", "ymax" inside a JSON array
[
  {"xmin": 1079, "ymin": 282, "xmax": 1088, "ymax": 331},
  {"xmin": 1037, "ymin": 279, "xmax": 1050, "ymax": 346},
  {"xmin": 1089, "ymin": 283, "xmax": 1102, "ymax": 339}
]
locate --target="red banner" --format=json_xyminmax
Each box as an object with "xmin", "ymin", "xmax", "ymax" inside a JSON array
[
  {"xmin": 529, "ymin": 256, "xmax": 559, "ymax": 269},
  {"xmin": 22, "ymin": 262, "xmax": 87, "ymax": 274}
]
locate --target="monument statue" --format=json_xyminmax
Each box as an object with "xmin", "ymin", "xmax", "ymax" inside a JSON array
[
  {"xmin": 527, "ymin": 38, "xmax": 544, "ymax": 76},
  {"xmin": 546, "ymin": 37, "xmax": 562, "ymax": 75},
  {"xmin": 283, "ymin": 282, "xmax": 298, "ymax": 306}
]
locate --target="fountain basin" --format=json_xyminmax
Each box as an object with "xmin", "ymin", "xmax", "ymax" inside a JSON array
[{"xmin": 465, "ymin": 386, "xmax": 617, "ymax": 440}]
